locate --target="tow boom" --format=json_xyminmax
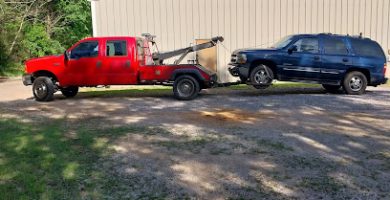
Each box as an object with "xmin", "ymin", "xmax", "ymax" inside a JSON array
[{"xmin": 142, "ymin": 33, "xmax": 224, "ymax": 65}]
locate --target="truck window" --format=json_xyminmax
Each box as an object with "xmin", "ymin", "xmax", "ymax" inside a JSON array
[
  {"xmin": 106, "ymin": 40, "xmax": 127, "ymax": 56},
  {"xmin": 292, "ymin": 38, "xmax": 319, "ymax": 53},
  {"xmin": 350, "ymin": 38, "xmax": 385, "ymax": 58},
  {"xmin": 322, "ymin": 37, "xmax": 349, "ymax": 55},
  {"xmin": 70, "ymin": 41, "xmax": 99, "ymax": 59},
  {"xmin": 136, "ymin": 39, "xmax": 145, "ymax": 62}
]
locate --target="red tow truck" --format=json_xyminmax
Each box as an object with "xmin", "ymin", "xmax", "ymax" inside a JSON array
[{"xmin": 22, "ymin": 34, "xmax": 224, "ymax": 101}]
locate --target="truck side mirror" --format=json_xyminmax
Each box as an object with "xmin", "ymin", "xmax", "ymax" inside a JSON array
[
  {"xmin": 64, "ymin": 51, "xmax": 70, "ymax": 61},
  {"xmin": 288, "ymin": 45, "xmax": 298, "ymax": 54}
]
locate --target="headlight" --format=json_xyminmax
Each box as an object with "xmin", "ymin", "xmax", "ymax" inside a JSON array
[{"xmin": 237, "ymin": 54, "xmax": 247, "ymax": 64}]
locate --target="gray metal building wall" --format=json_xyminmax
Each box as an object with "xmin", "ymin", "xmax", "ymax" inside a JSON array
[{"xmin": 91, "ymin": 0, "xmax": 390, "ymax": 82}]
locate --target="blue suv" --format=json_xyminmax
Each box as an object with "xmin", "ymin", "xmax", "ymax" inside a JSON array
[{"xmin": 229, "ymin": 33, "xmax": 388, "ymax": 94}]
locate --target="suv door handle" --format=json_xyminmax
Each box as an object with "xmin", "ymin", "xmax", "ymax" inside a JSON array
[{"xmin": 342, "ymin": 58, "xmax": 349, "ymax": 62}]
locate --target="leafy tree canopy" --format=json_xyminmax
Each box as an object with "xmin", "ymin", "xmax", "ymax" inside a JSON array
[{"xmin": 0, "ymin": 0, "xmax": 92, "ymax": 76}]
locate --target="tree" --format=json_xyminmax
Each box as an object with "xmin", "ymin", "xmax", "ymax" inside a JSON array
[{"xmin": 0, "ymin": 0, "xmax": 92, "ymax": 76}]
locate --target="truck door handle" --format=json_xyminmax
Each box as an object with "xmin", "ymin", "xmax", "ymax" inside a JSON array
[
  {"xmin": 342, "ymin": 58, "xmax": 349, "ymax": 62},
  {"xmin": 314, "ymin": 56, "xmax": 320, "ymax": 61},
  {"xmin": 96, "ymin": 61, "xmax": 102, "ymax": 68},
  {"xmin": 125, "ymin": 60, "xmax": 131, "ymax": 68}
]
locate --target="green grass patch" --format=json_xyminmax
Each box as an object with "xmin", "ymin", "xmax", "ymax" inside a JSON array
[
  {"xmin": 80, "ymin": 86, "xmax": 172, "ymax": 97},
  {"xmin": 0, "ymin": 117, "xmax": 165, "ymax": 199},
  {"xmin": 229, "ymin": 82, "xmax": 320, "ymax": 90}
]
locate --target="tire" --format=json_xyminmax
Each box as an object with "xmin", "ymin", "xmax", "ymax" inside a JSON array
[
  {"xmin": 239, "ymin": 75, "xmax": 247, "ymax": 83},
  {"xmin": 32, "ymin": 76, "xmax": 55, "ymax": 101},
  {"xmin": 250, "ymin": 64, "xmax": 274, "ymax": 89},
  {"xmin": 322, "ymin": 84, "xmax": 341, "ymax": 93},
  {"xmin": 342, "ymin": 71, "xmax": 367, "ymax": 95},
  {"xmin": 61, "ymin": 86, "xmax": 79, "ymax": 98},
  {"xmin": 173, "ymin": 75, "xmax": 200, "ymax": 100}
]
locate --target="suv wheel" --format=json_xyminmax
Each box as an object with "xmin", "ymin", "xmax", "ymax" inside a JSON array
[
  {"xmin": 32, "ymin": 77, "xmax": 55, "ymax": 101},
  {"xmin": 61, "ymin": 86, "xmax": 79, "ymax": 98},
  {"xmin": 173, "ymin": 75, "xmax": 200, "ymax": 100},
  {"xmin": 250, "ymin": 65, "xmax": 274, "ymax": 89},
  {"xmin": 322, "ymin": 84, "xmax": 341, "ymax": 93},
  {"xmin": 343, "ymin": 71, "xmax": 367, "ymax": 95}
]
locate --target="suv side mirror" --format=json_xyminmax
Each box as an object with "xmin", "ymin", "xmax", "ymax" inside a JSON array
[{"xmin": 288, "ymin": 45, "xmax": 298, "ymax": 54}]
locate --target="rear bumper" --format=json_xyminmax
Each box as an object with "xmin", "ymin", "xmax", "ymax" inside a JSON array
[
  {"xmin": 22, "ymin": 74, "xmax": 33, "ymax": 86},
  {"xmin": 205, "ymin": 74, "xmax": 218, "ymax": 88},
  {"xmin": 382, "ymin": 77, "xmax": 388, "ymax": 84}
]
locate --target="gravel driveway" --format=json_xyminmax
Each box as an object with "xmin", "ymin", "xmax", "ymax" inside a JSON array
[{"xmin": 1, "ymin": 78, "xmax": 389, "ymax": 199}]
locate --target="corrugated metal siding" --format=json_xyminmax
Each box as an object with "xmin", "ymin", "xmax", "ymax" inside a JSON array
[{"xmin": 93, "ymin": 0, "xmax": 390, "ymax": 82}]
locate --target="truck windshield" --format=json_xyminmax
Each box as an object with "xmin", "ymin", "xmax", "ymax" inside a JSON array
[{"xmin": 271, "ymin": 35, "xmax": 294, "ymax": 49}]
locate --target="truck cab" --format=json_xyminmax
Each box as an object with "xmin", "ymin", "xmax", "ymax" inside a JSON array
[{"xmin": 23, "ymin": 36, "xmax": 219, "ymax": 101}]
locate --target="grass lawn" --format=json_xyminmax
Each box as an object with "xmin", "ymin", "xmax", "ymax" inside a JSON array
[
  {"xmin": 0, "ymin": 117, "xmax": 159, "ymax": 199},
  {"xmin": 228, "ymin": 81, "xmax": 320, "ymax": 90},
  {"xmin": 79, "ymin": 82, "xmax": 321, "ymax": 97}
]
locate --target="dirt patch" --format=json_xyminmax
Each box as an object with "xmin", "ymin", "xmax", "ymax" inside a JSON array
[{"xmin": 183, "ymin": 109, "xmax": 279, "ymax": 125}]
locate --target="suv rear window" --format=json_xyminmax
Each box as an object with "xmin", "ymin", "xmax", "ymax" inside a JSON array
[
  {"xmin": 322, "ymin": 37, "xmax": 349, "ymax": 55},
  {"xmin": 350, "ymin": 38, "xmax": 384, "ymax": 58}
]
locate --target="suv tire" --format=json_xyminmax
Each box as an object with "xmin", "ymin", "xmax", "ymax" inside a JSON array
[
  {"xmin": 61, "ymin": 86, "xmax": 79, "ymax": 98},
  {"xmin": 32, "ymin": 77, "xmax": 55, "ymax": 101},
  {"xmin": 173, "ymin": 75, "xmax": 200, "ymax": 100},
  {"xmin": 322, "ymin": 84, "xmax": 341, "ymax": 93},
  {"xmin": 250, "ymin": 65, "xmax": 274, "ymax": 89},
  {"xmin": 343, "ymin": 71, "xmax": 367, "ymax": 95}
]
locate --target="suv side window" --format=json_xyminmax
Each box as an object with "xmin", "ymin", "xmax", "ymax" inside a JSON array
[
  {"xmin": 292, "ymin": 38, "xmax": 319, "ymax": 53},
  {"xmin": 106, "ymin": 40, "xmax": 127, "ymax": 56},
  {"xmin": 350, "ymin": 38, "xmax": 385, "ymax": 58},
  {"xmin": 322, "ymin": 37, "xmax": 349, "ymax": 55},
  {"xmin": 70, "ymin": 41, "xmax": 99, "ymax": 59}
]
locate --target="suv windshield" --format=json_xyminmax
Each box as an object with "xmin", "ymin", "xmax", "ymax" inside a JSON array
[{"xmin": 271, "ymin": 35, "xmax": 294, "ymax": 49}]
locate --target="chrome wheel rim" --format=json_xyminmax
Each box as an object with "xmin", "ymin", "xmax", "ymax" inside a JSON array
[
  {"xmin": 349, "ymin": 76, "xmax": 363, "ymax": 92},
  {"xmin": 178, "ymin": 80, "xmax": 194, "ymax": 97},
  {"xmin": 34, "ymin": 83, "xmax": 48, "ymax": 98},
  {"xmin": 254, "ymin": 69, "xmax": 269, "ymax": 84}
]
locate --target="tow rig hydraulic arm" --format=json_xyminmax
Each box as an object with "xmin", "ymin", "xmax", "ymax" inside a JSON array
[{"xmin": 142, "ymin": 33, "xmax": 224, "ymax": 65}]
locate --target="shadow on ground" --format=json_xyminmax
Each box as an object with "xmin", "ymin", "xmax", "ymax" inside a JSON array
[{"xmin": 1, "ymin": 87, "xmax": 389, "ymax": 199}]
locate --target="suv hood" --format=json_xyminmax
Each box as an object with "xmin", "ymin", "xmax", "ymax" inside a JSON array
[{"xmin": 233, "ymin": 48, "xmax": 278, "ymax": 55}]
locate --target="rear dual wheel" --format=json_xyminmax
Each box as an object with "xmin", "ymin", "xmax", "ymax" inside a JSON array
[{"xmin": 173, "ymin": 75, "xmax": 200, "ymax": 100}]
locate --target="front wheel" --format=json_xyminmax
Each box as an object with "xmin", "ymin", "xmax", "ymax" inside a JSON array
[
  {"xmin": 342, "ymin": 71, "xmax": 367, "ymax": 95},
  {"xmin": 173, "ymin": 75, "xmax": 200, "ymax": 100},
  {"xmin": 61, "ymin": 86, "xmax": 79, "ymax": 98},
  {"xmin": 250, "ymin": 64, "xmax": 274, "ymax": 89},
  {"xmin": 32, "ymin": 77, "xmax": 55, "ymax": 101}
]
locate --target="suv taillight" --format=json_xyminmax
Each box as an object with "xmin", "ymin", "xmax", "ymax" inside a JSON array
[{"xmin": 384, "ymin": 63, "xmax": 387, "ymax": 75}]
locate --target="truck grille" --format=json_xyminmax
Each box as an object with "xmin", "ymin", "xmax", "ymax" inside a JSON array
[{"xmin": 230, "ymin": 54, "xmax": 237, "ymax": 63}]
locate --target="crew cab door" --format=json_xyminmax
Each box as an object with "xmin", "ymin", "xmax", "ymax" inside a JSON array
[
  {"xmin": 319, "ymin": 36, "xmax": 352, "ymax": 83},
  {"xmin": 63, "ymin": 40, "xmax": 102, "ymax": 86},
  {"xmin": 101, "ymin": 38, "xmax": 137, "ymax": 84},
  {"xmin": 279, "ymin": 37, "xmax": 321, "ymax": 81}
]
